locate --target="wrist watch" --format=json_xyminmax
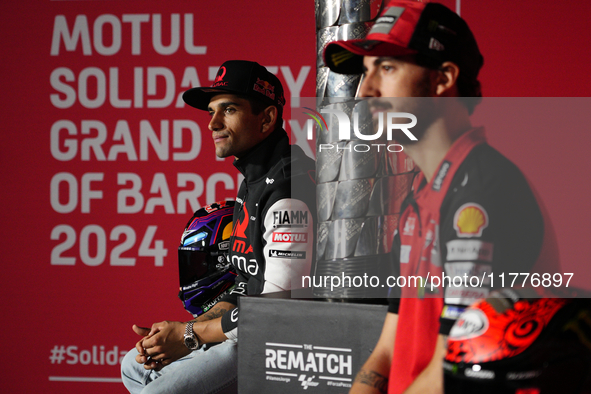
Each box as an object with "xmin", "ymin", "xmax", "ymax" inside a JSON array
[{"xmin": 184, "ymin": 321, "xmax": 200, "ymax": 350}]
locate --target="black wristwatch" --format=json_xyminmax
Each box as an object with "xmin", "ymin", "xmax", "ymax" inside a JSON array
[{"xmin": 184, "ymin": 321, "xmax": 200, "ymax": 350}]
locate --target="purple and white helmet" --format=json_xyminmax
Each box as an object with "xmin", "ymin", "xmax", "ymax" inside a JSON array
[{"xmin": 178, "ymin": 201, "xmax": 236, "ymax": 317}]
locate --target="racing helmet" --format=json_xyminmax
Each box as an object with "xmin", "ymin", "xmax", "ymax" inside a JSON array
[
  {"xmin": 178, "ymin": 200, "xmax": 237, "ymax": 317},
  {"xmin": 444, "ymin": 288, "xmax": 591, "ymax": 394}
]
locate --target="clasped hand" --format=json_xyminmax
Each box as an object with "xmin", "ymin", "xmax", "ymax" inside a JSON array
[{"xmin": 132, "ymin": 321, "xmax": 191, "ymax": 371}]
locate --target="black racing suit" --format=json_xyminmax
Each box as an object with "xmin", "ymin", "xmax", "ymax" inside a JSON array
[{"xmin": 220, "ymin": 128, "xmax": 316, "ymax": 338}]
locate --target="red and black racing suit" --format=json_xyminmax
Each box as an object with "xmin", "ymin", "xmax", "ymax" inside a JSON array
[{"xmin": 387, "ymin": 127, "xmax": 561, "ymax": 394}]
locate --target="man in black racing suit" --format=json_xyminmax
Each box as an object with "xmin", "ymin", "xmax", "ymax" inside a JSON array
[
  {"xmin": 121, "ymin": 60, "xmax": 316, "ymax": 394},
  {"xmin": 218, "ymin": 117, "xmax": 316, "ymax": 339}
]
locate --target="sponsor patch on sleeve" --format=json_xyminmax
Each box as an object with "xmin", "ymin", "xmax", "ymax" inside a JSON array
[
  {"xmin": 271, "ymin": 232, "xmax": 308, "ymax": 243},
  {"xmin": 441, "ymin": 305, "xmax": 466, "ymax": 320},
  {"xmin": 400, "ymin": 245, "xmax": 411, "ymax": 263},
  {"xmin": 446, "ymin": 240, "xmax": 493, "ymax": 262},
  {"xmin": 453, "ymin": 203, "xmax": 489, "ymax": 238},
  {"xmin": 445, "ymin": 287, "xmax": 489, "ymax": 306},
  {"xmin": 269, "ymin": 250, "xmax": 307, "ymax": 259},
  {"xmin": 272, "ymin": 210, "xmax": 309, "ymax": 229},
  {"xmin": 444, "ymin": 262, "xmax": 492, "ymax": 286}
]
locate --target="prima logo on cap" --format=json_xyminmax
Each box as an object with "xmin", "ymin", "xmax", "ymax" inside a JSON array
[
  {"xmin": 214, "ymin": 66, "xmax": 226, "ymax": 83},
  {"xmin": 212, "ymin": 66, "xmax": 228, "ymax": 87}
]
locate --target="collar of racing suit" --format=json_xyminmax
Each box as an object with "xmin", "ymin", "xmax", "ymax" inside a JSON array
[{"xmin": 233, "ymin": 127, "xmax": 289, "ymax": 182}]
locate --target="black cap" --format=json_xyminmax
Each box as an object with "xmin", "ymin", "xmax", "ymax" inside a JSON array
[{"xmin": 182, "ymin": 60, "xmax": 286, "ymax": 111}]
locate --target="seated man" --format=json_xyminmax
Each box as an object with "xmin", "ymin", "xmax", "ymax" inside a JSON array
[
  {"xmin": 121, "ymin": 60, "xmax": 316, "ymax": 394},
  {"xmin": 323, "ymin": 1, "xmax": 561, "ymax": 393}
]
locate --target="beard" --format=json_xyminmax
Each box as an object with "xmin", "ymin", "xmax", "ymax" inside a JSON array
[{"xmin": 365, "ymin": 73, "xmax": 438, "ymax": 145}]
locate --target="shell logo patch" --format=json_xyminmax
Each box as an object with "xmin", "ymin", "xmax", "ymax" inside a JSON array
[{"xmin": 453, "ymin": 203, "xmax": 489, "ymax": 237}]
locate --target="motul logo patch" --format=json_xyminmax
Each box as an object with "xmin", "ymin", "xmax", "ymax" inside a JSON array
[{"xmin": 272, "ymin": 232, "xmax": 308, "ymax": 243}]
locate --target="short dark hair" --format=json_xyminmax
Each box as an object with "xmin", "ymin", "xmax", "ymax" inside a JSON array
[
  {"xmin": 414, "ymin": 54, "xmax": 482, "ymax": 115},
  {"xmin": 455, "ymin": 75, "xmax": 482, "ymax": 115},
  {"xmin": 238, "ymin": 94, "xmax": 284, "ymax": 127}
]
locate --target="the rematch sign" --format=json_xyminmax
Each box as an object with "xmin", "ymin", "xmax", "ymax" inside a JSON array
[{"xmin": 237, "ymin": 293, "xmax": 387, "ymax": 393}]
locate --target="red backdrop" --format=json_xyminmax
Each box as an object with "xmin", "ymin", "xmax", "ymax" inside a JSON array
[{"xmin": 1, "ymin": 0, "xmax": 589, "ymax": 393}]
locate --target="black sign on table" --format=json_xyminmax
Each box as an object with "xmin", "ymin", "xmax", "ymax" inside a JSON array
[{"xmin": 237, "ymin": 293, "xmax": 387, "ymax": 393}]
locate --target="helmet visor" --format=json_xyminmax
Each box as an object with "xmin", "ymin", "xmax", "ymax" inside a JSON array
[{"xmin": 178, "ymin": 247, "xmax": 209, "ymax": 287}]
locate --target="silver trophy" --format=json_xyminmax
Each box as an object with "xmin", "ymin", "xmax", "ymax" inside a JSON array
[
  {"xmin": 338, "ymin": 0, "xmax": 383, "ymax": 23},
  {"xmin": 314, "ymin": 0, "xmax": 413, "ymax": 298},
  {"xmin": 316, "ymin": 0, "xmax": 341, "ymax": 29},
  {"xmin": 317, "ymin": 26, "xmax": 338, "ymax": 68},
  {"xmin": 316, "ymin": 67, "xmax": 329, "ymax": 100}
]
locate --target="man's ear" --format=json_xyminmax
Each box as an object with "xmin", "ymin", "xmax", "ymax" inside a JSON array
[
  {"xmin": 261, "ymin": 105, "xmax": 278, "ymax": 133},
  {"xmin": 435, "ymin": 61, "xmax": 460, "ymax": 97}
]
